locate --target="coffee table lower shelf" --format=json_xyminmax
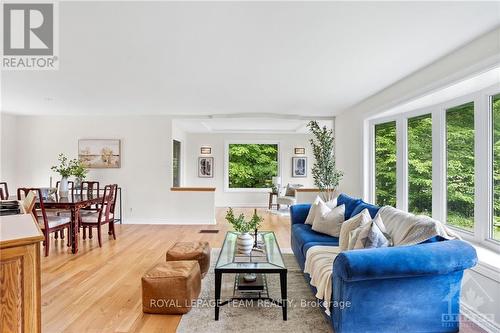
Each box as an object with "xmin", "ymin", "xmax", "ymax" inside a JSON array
[{"xmin": 214, "ymin": 269, "xmax": 287, "ymax": 321}]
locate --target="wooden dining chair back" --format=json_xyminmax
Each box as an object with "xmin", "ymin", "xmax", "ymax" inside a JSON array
[
  {"xmin": 17, "ymin": 188, "xmax": 72, "ymax": 256},
  {"xmin": 0, "ymin": 182, "xmax": 9, "ymax": 200},
  {"xmin": 79, "ymin": 181, "xmax": 100, "ymax": 196},
  {"xmin": 21, "ymin": 190, "xmax": 37, "ymax": 219},
  {"xmin": 80, "ymin": 184, "xmax": 117, "ymax": 247}
]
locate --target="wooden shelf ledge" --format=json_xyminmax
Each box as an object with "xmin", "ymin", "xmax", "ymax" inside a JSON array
[
  {"xmin": 295, "ymin": 188, "xmax": 320, "ymax": 192},
  {"xmin": 170, "ymin": 187, "xmax": 216, "ymax": 192}
]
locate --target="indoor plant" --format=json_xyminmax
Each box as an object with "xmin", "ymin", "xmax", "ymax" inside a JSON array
[
  {"xmin": 225, "ymin": 208, "xmax": 263, "ymax": 255},
  {"xmin": 51, "ymin": 153, "xmax": 77, "ymax": 197},
  {"xmin": 72, "ymin": 160, "xmax": 88, "ymax": 189},
  {"xmin": 307, "ymin": 121, "xmax": 343, "ymax": 201}
]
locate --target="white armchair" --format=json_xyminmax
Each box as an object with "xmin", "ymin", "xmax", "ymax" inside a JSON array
[{"xmin": 276, "ymin": 183, "xmax": 303, "ymax": 210}]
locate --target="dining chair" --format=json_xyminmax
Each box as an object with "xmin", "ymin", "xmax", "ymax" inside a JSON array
[
  {"xmin": 54, "ymin": 180, "xmax": 75, "ymax": 239},
  {"xmin": 17, "ymin": 188, "xmax": 72, "ymax": 257},
  {"xmin": 21, "ymin": 190, "xmax": 37, "ymax": 220},
  {"xmin": 79, "ymin": 181, "xmax": 100, "ymax": 239},
  {"xmin": 0, "ymin": 182, "xmax": 9, "ymax": 200},
  {"xmin": 80, "ymin": 184, "xmax": 117, "ymax": 247}
]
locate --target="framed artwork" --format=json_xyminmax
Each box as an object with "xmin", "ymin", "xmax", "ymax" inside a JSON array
[
  {"xmin": 200, "ymin": 146, "xmax": 212, "ymax": 155},
  {"xmin": 198, "ymin": 157, "xmax": 214, "ymax": 178},
  {"xmin": 78, "ymin": 139, "xmax": 121, "ymax": 168},
  {"xmin": 294, "ymin": 147, "xmax": 305, "ymax": 155},
  {"xmin": 292, "ymin": 157, "xmax": 307, "ymax": 177}
]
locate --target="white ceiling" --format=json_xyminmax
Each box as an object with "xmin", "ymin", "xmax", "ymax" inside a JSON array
[
  {"xmin": 2, "ymin": 1, "xmax": 500, "ymax": 116},
  {"xmin": 173, "ymin": 117, "xmax": 333, "ymax": 134}
]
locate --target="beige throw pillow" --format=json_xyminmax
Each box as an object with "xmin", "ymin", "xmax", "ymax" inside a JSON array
[
  {"xmin": 353, "ymin": 214, "xmax": 391, "ymax": 249},
  {"xmin": 338, "ymin": 208, "xmax": 372, "ymax": 251},
  {"xmin": 304, "ymin": 196, "xmax": 337, "ymax": 225},
  {"xmin": 311, "ymin": 202, "xmax": 345, "ymax": 237}
]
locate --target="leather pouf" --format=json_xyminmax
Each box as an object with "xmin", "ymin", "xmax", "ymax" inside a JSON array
[
  {"xmin": 166, "ymin": 241, "xmax": 211, "ymax": 278},
  {"xmin": 141, "ymin": 261, "xmax": 201, "ymax": 314}
]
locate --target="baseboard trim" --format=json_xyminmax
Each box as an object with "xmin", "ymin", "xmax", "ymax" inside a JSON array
[
  {"xmin": 461, "ymin": 301, "xmax": 500, "ymax": 333},
  {"xmin": 123, "ymin": 218, "xmax": 216, "ymax": 225}
]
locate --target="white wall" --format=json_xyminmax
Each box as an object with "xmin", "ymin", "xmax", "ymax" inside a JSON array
[
  {"xmin": 0, "ymin": 113, "xmax": 18, "ymax": 191},
  {"xmin": 0, "ymin": 114, "xmax": 186, "ymax": 222},
  {"xmin": 183, "ymin": 132, "xmax": 315, "ymax": 207}
]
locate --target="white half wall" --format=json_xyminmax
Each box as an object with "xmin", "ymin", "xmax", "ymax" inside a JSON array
[{"xmin": 183, "ymin": 132, "xmax": 315, "ymax": 207}]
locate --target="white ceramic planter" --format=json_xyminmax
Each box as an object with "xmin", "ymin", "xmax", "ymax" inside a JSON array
[
  {"xmin": 59, "ymin": 177, "xmax": 69, "ymax": 197},
  {"xmin": 237, "ymin": 232, "xmax": 254, "ymax": 255}
]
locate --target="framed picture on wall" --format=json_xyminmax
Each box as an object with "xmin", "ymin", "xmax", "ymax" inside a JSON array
[
  {"xmin": 78, "ymin": 139, "xmax": 121, "ymax": 168},
  {"xmin": 198, "ymin": 157, "xmax": 214, "ymax": 178},
  {"xmin": 292, "ymin": 157, "xmax": 307, "ymax": 177}
]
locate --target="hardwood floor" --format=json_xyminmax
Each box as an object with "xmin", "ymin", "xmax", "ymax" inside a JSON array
[
  {"xmin": 40, "ymin": 208, "xmax": 486, "ymax": 333},
  {"xmin": 41, "ymin": 208, "xmax": 290, "ymax": 333}
]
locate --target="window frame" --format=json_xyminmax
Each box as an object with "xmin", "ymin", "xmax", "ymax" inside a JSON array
[
  {"xmin": 367, "ymin": 84, "xmax": 500, "ymax": 253},
  {"xmin": 224, "ymin": 140, "xmax": 281, "ymax": 193}
]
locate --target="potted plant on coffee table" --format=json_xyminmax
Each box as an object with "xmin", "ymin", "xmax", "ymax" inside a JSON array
[{"xmin": 225, "ymin": 208, "xmax": 263, "ymax": 255}]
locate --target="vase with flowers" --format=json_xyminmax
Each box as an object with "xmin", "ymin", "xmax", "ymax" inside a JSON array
[
  {"xmin": 225, "ymin": 208, "xmax": 263, "ymax": 255},
  {"xmin": 51, "ymin": 154, "xmax": 77, "ymax": 197}
]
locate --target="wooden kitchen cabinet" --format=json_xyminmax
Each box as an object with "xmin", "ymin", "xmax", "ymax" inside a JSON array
[{"xmin": 0, "ymin": 214, "xmax": 44, "ymax": 333}]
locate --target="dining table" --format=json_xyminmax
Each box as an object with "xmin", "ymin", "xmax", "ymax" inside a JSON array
[{"xmin": 37, "ymin": 194, "xmax": 103, "ymax": 254}]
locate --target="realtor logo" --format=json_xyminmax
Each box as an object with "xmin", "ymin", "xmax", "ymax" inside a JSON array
[{"xmin": 2, "ymin": 2, "xmax": 58, "ymax": 70}]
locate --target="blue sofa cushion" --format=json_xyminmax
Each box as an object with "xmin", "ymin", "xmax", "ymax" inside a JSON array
[
  {"xmin": 350, "ymin": 200, "xmax": 380, "ymax": 219},
  {"xmin": 291, "ymin": 224, "xmax": 339, "ymax": 254},
  {"xmin": 290, "ymin": 204, "xmax": 311, "ymax": 225},
  {"xmin": 337, "ymin": 193, "xmax": 362, "ymax": 219}
]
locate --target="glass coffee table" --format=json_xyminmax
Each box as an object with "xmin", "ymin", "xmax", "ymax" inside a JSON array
[{"xmin": 214, "ymin": 231, "xmax": 287, "ymax": 320}]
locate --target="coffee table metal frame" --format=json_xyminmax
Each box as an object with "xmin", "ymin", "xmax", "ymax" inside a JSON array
[{"xmin": 214, "ymin": 231, "xmax": 287, "ymax": 321}]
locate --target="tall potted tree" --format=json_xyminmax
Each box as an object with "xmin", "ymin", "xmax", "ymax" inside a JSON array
[{"xmin": 307, "ymin": 121, "xmax": 343, "ymax": 201}]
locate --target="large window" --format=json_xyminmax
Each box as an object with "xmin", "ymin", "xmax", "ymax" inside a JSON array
[
  {"xmin": 408, "ymin": 114, "xmax": 432, "ymax": 215},
  {"xmin": 492, "ymin": 94, "xmax": 500, "ymax": 241},
  {"xmin": 228, "ymin": 143, "xmax": 278, "ymax": 189},
  {"xmin": 446, "ymin": 102, "xmax": 475, "ymax": 232},
  {"xmin": 370, "ymin": 85, "xmax": 500, "ymax": 252},
  {"xmin": 374, "ymin": 121, "xmax": 397, "ymax": 207}
]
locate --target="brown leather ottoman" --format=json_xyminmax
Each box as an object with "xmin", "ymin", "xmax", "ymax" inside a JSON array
[
  {"xmin": 166, "ymin": 241, "xmax": 211, "ymax": 278},
  {"xmin": 141, "ymin": 261, "xmax": 201, "ymax": 314}
]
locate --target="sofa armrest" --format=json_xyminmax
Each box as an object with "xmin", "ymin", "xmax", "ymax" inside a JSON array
[
  {"xmin": 333, "ymin": 240, "xmax": 477, "ymax": 282},
  {"xmin": 290, "ymin": 204, "xmax": 311, "ymax": 225}
]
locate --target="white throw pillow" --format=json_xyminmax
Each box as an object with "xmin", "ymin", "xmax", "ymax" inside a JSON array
[
  {"xmin": 311, "ymin": 202, "xmax": 345, "ymax": 237},
  {"xmin": 338, "ymin": 208, "xmax": 372, "ymax": 251},
  {"xmin": 353, "ymin": 214, "xmax": 391, "ymax": 249},
  {"xmin": 348, "ymin": 227, "xmax": 363, "ymax": 250},
  {"xmin": 304, "ymin": 196, "xmax": 337, "ymax": 225}
]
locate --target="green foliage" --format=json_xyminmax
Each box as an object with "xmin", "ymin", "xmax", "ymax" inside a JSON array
[
  {"xmin": 375, "ymin": 121, "xmax": 397, "ymax": 207},
  {"xmin": 408, "ymin": 115, "xmax": 432, "ymax": 215},
  {"xmin": 72, "ymin": 160, "xmax": 88, "ymax": 180},
  {"xmin": 51, "ymin": 153, "xmax": 89, "ymax": 179},
  {"xmin": 51, "ymin": 153, "xmax": 76, "ymax": 178},
  {"xmin": 307, "ymin": 121, "xmax": 343, "ymax": 200},
  {"xmin": 446, "ymin": 103, "xmax": 475, "ymax": 231},
  {"xmin": 225, "ymin": 208, "xmax": 263, "ymax": 233},
  {"xmin": 228, "ymin": 144, "xmax": 278, "ymax": 188}
]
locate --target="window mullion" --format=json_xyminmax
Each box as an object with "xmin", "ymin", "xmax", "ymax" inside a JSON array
[
  {"xmin": 475, "ymin": 93, "xmax": 491, "ymax": 243},
  {"xmin": 432, "ymin": 108, "xmax": 446, "ymax": 223},
  {"xmin": 396, "ymin": 117, "xmax": 408, "ymax": 211}
]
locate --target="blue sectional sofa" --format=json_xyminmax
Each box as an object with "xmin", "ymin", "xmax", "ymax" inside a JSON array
[{"xmin": 290, "ymin": 193, "xmax": 478, "ymax": 333}]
